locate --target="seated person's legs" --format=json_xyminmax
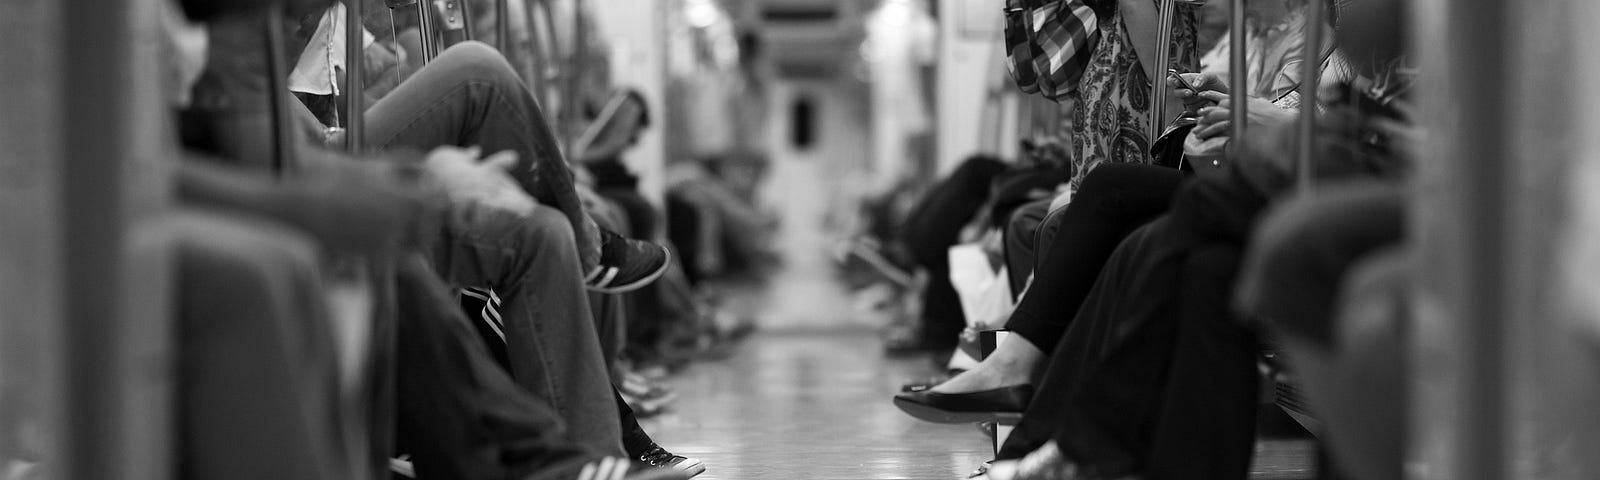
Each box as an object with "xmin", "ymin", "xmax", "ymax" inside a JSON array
[
  {"xmin": 393, "ymin": 254, "xmax": 596, "ymax": 480},
  {"xmin": 360, "ymin": 42, "xmax": 669, "ymax": 291},
  {"xmin": 392, "ymin": 255, "xmax": 692, "ymax": 480},
  {"xmin": 1003, "ymin": 199, "xmax": 1052, "ymax": 295},
  {"xmin": 897, "ymin": 156, "xmax": 1009, "ymax": 350},
  {"xmin": 362, "ymin": 41, "xmax": 600, "ymax": 268},
  {"xmin": 1310, "ymin": 248, "xmax": 1410, "ymax": 480},
  {"xmin": 426, "ymin": 201, "xmax": 626, "ymax": 456},
  {"xmin": 995, "ymin": 217, "xmax": 1191, "ymax": 463},
  {"xmin": 906, "ymin": 164, "xmax": 1184, "ymax": 397},
  {"xmin": 1233, "ymin": 182, "xmax": 1408, "ymax": 480},
  {"xmin": 1235, "ymin": 180, "xmax": 1405, "ymax": 346},
  {"xmin": 1143, "ymin": 244, "xmax": 1258, "ymax": 480}
]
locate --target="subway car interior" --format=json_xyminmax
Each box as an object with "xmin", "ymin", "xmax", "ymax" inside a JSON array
[{"xmin": 5, "ymin": 0, "xmax": 1600, "ymax": 479}]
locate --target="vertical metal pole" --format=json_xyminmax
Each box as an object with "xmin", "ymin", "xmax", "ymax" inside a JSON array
[
  {"xmin": 346, "ymin": 0, "xmax": 366, "ymax": 154},
  {"xmin": 418, "ymin": 0, "xmax": 438, "ymax": 62},
  {"xmin": 1294, "ymin": 0, "xmax": 1324, "ymax": 190},
  {"xmin": 451, "ymin": 0, "xmax": 475, "ymax": 41},
  {"xmin": 1226, "ymin": 0, "xmax": 1247, "ymax": 158},
  {"xmin": 265, "ymin": 6, "xmax": 297, "ymax": 174},
  {"xmin": 524, "ymin": 0, "xmax": 551, "ymax": 99},
  {"xmin": 497, "ymin": 0, "xmax": 511, "ymax": 50},
  {"xmin": 565, "ymin": 0, "xmax": 588, "ymax": 155},
  {"xmin": 1150, "ymin": 0, "xmax": 1175, "ymax": 139}
]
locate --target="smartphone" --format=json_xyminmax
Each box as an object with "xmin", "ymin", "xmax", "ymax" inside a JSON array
[{"xmin": 1167, "ymin": 69, "xmax": 1200, "ymax": 92}]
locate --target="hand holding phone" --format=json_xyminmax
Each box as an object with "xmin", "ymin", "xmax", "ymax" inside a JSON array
[
  {"xmin": 1168, "ymin": 69, "xmax": 1200, "ymax": 92},
  {"xmin": 1168, "ymin": 70, "xmax": 1219, "ymax": 116}
]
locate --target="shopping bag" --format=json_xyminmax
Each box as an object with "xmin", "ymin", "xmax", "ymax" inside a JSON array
[
  {"xmin": 1003, "ymin": 0, "xmax": 1101, "ymax": 101},
  {"xmin": 948, "ymin": 242, "xmax": 1015, "ymax": 333}
]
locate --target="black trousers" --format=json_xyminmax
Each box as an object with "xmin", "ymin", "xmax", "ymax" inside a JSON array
[
  {"xmin": 900, "ymin": 157, "xmax": 1008, "ymax": 347},
  {"xmin": 999, "ymin": 170, "xmax": 1270, "ymax": 480},
  {"xmin": 1007, "ymin": 164, "xmax": 1186, "ymax": 351},
  {"xmin": 394, "ymin": 255, "xmax": 598, "ymax": 480}
]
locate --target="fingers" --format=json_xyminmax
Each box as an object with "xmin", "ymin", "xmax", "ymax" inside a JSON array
[
  {"xmin": 1194, "ymin": 120, "xmax": 1232, "ymax": 140},
  {"xmin": 480, "ymin": 150, "xmax": 520, "ymax": 170},
  {"xmin": 1197, "ymin": 105, "xmax": 1232, "ymax": 124},
  {"xmin": 429, "ymin": 145, "xmax": 482, "ymax": 162},
  {"xmin": 1198, "ymin": 90, "xmax": 1230, "ymax": 104}
]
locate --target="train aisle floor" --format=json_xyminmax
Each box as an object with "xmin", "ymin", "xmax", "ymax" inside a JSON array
[{"xmin": 639, "ymin": 327, "xmax": 1318, "ymax": 480}]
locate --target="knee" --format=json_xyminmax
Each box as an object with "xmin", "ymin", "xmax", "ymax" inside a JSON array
[
  {"xmin": 1074, "ymin": 163, "xmax": 1145, "ymax": 205},
  {"xmin": 520, "ymin": 204, "xmax": 576, "ymax": 247},
  {"xmin": 436, "ymin": 41, "xmax": 519, "ymax": 86},
  {"xmin": 1006, "ymin": 201, "xmax": 1047, "ymax": 238},
  {"xmin": 1251, "ymin": 197, "xmax": 1339, "ymax": 273}
]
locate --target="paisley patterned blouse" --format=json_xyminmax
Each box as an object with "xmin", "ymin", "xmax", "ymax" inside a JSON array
[{"xmin": 1063, "ymin": 0, "xmax": 1199, "ymax": 187}]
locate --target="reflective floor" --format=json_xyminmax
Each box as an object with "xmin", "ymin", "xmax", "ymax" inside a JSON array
[
  {"xmin": 642, "ymin": 329, "xmax": 1316, "ymax": 480},
  {"xmin": 643, "ymin": 329, "xmax": 993, "ymax": 480}
]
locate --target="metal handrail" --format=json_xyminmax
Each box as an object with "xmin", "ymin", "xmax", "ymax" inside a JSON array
[
  {"xmin": 1226, "ymin": 0, "xmax": 1247, "ymax": 159},
  {"xmin": 386, "ymin": 0, "xmax": 438, "ymax": 63},
  {"xmin": 1294, "ymin": 0, "xmax": 1325, "ymax": 191},
  {"xmin": 564, "ymin": 0, "xmax": 588, "ymax": 156},
  {"xmin": 346, "ymin": 0, "xmax": 366, "ymax": 154},
  {"xmin": 1151, "ymin": 0, "xmax": 1176, "ymax": 139},
  {"xmin": 265, "ymin": 5, "xmax": 296, "ymax": 174},
  {"xmin": 496, "ymin": 0, "xmax": 511, "ymax": 51}
]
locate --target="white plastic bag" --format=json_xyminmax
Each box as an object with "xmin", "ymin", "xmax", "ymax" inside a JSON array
[{"xmin": 948, "ymin": 243, "xmax": 1015, "ymax": 332}]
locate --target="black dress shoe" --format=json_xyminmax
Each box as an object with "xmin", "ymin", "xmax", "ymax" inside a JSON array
[{"xmin": 892, "ymin": 385, "xmax": 1034, "ymax": 424}]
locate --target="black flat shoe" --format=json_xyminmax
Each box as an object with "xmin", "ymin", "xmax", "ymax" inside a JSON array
[
  {"xmin": 892, "ymin": 385, "xmax": 1033, "ymax": 424},
  {"xmin": 898, "ymin": 369, "xmax": 965, "ymax": 393}
]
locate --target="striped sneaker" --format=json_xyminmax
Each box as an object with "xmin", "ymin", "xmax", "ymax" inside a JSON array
[
  {"xmin": 637, "ymin": 444, "xmax": 706, "ymax": 478},
  {"xmin": 577, "ymin": 456, "xmax": 693, "ymax": 480},
  {"xmin": 585, "ymin": 229, "xmax": 670, "ymax": 294}
]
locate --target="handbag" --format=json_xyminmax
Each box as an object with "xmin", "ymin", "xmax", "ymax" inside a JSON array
[{"xmin": 1004, "ymin": 0, "xmax": 1102, "ymax": 101}]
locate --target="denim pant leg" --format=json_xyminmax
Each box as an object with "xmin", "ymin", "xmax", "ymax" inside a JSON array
[
  {"xmin": 427, "ymin": 201, "xmax": 626, "ymax": 456},
  {"xmin": 365, "ymin": 41, "xmax": 600, "ymax": 268}
]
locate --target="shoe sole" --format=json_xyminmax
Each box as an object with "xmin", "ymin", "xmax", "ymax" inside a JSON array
[
  {"xmin": 676, "ymin": 459, "xmax": 706, "ymax": 478},
  {"xmin": 622, "ymin": 469, "xmax": 693, "ymax": 480},
  {"xmin": 588, "ymin": 249, "xmax": 672, "ymax": 294},
  {"xmin": 892, "ymin": 397, "xmax": 1012, "ymax": 424}
]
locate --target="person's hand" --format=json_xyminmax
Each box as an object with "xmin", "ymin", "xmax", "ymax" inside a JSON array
[
  {"xmin": 1191, "ymin": 91, "xmax": 1297, "ymax": 140},
  {"xmin": 1167, "ymin": 72, "xmax": 1227, "ymax": 115},
  {"xmin": 423, "ymin": 146, "xmax": 538, "ymax": 216}
]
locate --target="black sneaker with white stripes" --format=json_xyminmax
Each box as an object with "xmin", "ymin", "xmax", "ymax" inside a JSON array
[
  {"xmin": 636, "ymin": 443, "xmax": 706, "ymax": 478},
  {"xmin": 392, "ymin": 455, "xmax": 692, "ymax": 480},
  {"xmin": 585, "ymin": 229, "xmax": 670, "ymax": 294},
  {"xmin": 577, "ymin": 456, "xmax": 692, "ymax": 480}
]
